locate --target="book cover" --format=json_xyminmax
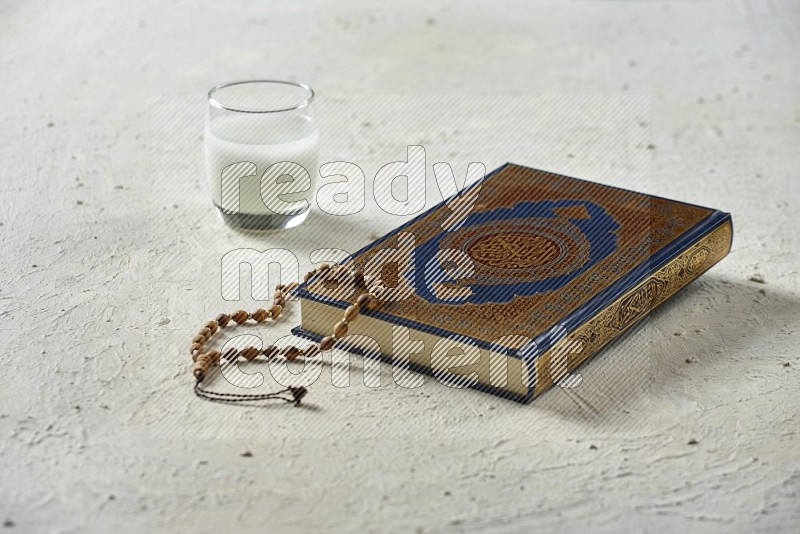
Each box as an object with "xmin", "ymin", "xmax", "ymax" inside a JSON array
[{"xmin": 293, "ymin": 163, "xmax": 733, "ymax": 402}]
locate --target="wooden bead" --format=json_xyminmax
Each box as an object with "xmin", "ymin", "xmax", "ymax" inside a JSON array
[
  {"xmin": 344, "ymin": 305, "xmax": 359, "ymax": 321},
  {"xmin": 334, "ymin": 321, "xmax": 349, "ymax": 338},
  {"xmin": 191, "ymin": 349, "xmax": 203, "ymax": 362},
  {"xmin": 319, "ymin": 336, "xmax": 335, "ymax": 351},
  {"xmin": 232, "ymin": 310, "xmax": 249, "ymax": 324},
  {"xmin": 273, "ymin": 290, "xmax": 284, "ymax": 300},
  {"xmin": 356, "ymin": 293, "xmax": 372, "ymax": 309},
  {"xmin": 252, "ymin": 308, "xmax": 269, "ymax": 322},
  {"xmin": 193, "ymin": 368, "xmax": 206, "ymax": 381},
  {"xmin": 190, "ymin": 342, "xmax": 204, "ymax": 355},
  {"xmin": 198, "ymin": 327, "xmax": 211, "ymax": 338},
  {"xmin": 281, "ymin": 346, "xmax": 300, "ymax": 361},
  {"xmin": 353, "ymin": 269, "xmax": 365, "ymax": 286},
  {"xmin": 192, "ymin": 334, "xmax": 206, "ymax": 344},
  {"xmin": 222, "ymin": 347, "xmax": 239, "ymax": 361},
  {"xmin": 318, "ymin": 263, "xmax": 331, "ymax": 271},
  {"xmin": 216, "ymin": 313, "xmax": 230, "ymax": 327},
  {"xmin": 269, "ymin": 304, "xmax": 283, "ymax": 319},
  {"xmin": 303, "ymin": 271, "xmax": 314, "ymax": 282},
  {"xmin": 193, "ymin": 357, "xmax": 210, "ymax": 379},
  {"xmin": 275, "ymin": 284, "xmax": 285, "ymax": 291},
  {"xmin": 205, "ymin": 320, "xmax": 219, "ymax": 335},
  {"xmin": 261, "ymin": 345, "xmax": 279, "ymax": 358},
  {"xmin": 273, "ymin": 297, "xmax": 286, "ymax": 307},
  {"xmin": 206, "ymin": 350, "xmax": 221, "ymax": 364},
  {"xmin": 240, "ymin": 346, "xmax": 260, "ymax": 360},
  {"xmin": 193, "ymin": 355, "xmax": 210, "ymax": 369},
  {"xmin": 303, "ymin": 345, "xmax": 319, "ymax": 358}
]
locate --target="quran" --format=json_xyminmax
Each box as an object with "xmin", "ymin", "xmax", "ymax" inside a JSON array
[{"xmin": 293, "ymin": 163, "xmax": 733, "ymax": 402}]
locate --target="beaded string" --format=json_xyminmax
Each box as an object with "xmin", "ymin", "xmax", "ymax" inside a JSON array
[{"xmin": 188, "ymin": 264, "xmax": 383, "ymax": 406}]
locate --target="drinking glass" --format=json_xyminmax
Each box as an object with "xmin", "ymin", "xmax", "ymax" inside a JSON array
[{"xmin": 205, "ymin": 80, "xmax": 318, "ymax": 230}]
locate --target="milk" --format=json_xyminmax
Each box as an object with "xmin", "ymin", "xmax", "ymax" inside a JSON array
[{"xmin": 205, "ymin": 112, "xmax": 319, "ymax": 225}]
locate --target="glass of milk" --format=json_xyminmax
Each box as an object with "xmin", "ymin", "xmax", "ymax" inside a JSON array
[{"xmin": 205, "ymin": 80, "xmax": 318, "ymax": 230}]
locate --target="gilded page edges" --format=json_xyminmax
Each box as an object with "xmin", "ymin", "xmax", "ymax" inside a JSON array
[{"xmin": 531, "ymin": 216, "xmax": 733, "ymax": 398}]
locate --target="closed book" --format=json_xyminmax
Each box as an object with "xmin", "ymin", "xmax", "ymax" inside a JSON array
[{"xmin": 293, "ymin": 163, "xmax": 733, "ymax": 402}]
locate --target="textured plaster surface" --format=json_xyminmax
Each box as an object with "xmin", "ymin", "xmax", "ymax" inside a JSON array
[{"xmin": 1, "ymin": 1, "xmax": 799, "ymax": 533}]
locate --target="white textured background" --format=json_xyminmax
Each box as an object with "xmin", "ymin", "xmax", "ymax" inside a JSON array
[{"xmin": 1, "ymin": 1, "xmax": 799, "ymax": 533}]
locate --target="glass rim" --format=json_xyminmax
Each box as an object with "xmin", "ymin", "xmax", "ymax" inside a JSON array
[{"xmin": 207, "ymin": 79, "xmax": 315, "ymax": 114}]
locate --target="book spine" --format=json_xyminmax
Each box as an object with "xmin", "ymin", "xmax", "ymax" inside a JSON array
[{"xmin": 530, "ymin": 215, "xmax": 733, "ymax": 399}]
